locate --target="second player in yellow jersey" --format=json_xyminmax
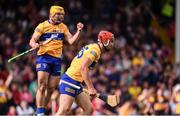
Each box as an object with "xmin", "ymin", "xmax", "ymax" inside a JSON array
[
  {"xmin": 66, "ymin": 43, "xmax": 101, "ymax": 82},
  {"xmin": 56, "ymin": 30, "xmax": 115, "ymax": 115}
]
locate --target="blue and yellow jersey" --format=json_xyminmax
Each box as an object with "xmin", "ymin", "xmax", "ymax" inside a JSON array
[
  {"xmin": 66, "ymin": 43, "xmax": 101, "ymax": 82},
  {"xmin": 34, "ymin": 20, "xmax": 69, "ymax": 58}
]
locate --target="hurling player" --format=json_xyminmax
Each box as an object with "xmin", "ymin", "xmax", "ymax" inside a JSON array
[
  {"xmin": 29, "ymin": 5, "xmax": 84, "ymax": 116},
  {"xmin": 56, "ymin": 30, "xmax": 115, "ymax": 115}
]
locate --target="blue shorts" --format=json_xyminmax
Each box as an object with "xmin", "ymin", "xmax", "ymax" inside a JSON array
[
  {"xmin": 36, "ymin": 54, "xmax": 61, "ymax": 76},
  {"xmin": 59, "ymin": 73, "xmax": 83, "ymax": 97}
]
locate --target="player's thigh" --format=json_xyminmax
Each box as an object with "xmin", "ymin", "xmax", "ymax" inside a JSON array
[
  {"xmin": 36, "ymin": 61, "xmax": 51, "ymax": 86},
  {"xmin": 37, "ymin": 71, "xmax": 49, "ymax": 86},
  {"xmin": 51, "ymin": 60, "xmax": 61, "ymax": 77},
  {"xmin": 58, "ymin": 94, "xmax": 74, "ymax": 112},
  {"xmin": 48, "ymin": 61, "xmax": 61, "ymax": 88},
  {"xmin": 48, "ymin": 76, "xmax": 60, "ymax": 89},
  {"xmin": 75, "ymin": 92, "xmax": 92, "ymax": 111}
]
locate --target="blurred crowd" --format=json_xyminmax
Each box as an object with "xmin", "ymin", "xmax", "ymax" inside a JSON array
[{"xmin": 0, "ymin": 0, "xmax": 178, "ymax": 115}]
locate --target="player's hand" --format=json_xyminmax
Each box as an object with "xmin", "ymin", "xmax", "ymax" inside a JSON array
[
  {"xmin": 88, "ymin": 88, "xmax": 97, "ymax": 97},
  {"xmin": 30, "ymin": 42, "xmax": 40, "ymax": 50},
  {"xmin": 77, "ymin": 22, "xmax": 84, "ymax": 31}
]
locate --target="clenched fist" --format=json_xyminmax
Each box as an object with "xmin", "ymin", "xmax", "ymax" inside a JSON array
[{"xmin": 77, "ymin": 22, "xmax": 84, "ymax": 31}]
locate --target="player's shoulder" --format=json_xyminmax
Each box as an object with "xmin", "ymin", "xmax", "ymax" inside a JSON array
[
  {"xmin": 87, "ymin": 43, "xmax": 99, "ymax": 50},
  {"xmin": 86, "ymin": 43, "xmax": 101, "ymax": 55},
  {"xmin": 37, "ymin": 20, "xmax": 49, "ymax": 28},
  {"xmin": 60, "ymin": 22, "xmax": 67, "ymax": 26},
  {"xmin": 40, "ymin": 20, "xmax": 48, "ymax": 24},
  {"xmin": 86, "ymin": 43, "xmax": 100, "ymax": 59},
  {"xmin": 59, "ymin": 23, "xmax": 68, "ymax": 29}
]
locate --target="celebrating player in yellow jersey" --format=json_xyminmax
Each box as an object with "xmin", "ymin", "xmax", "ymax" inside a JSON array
[
  {"xmin": 29, "ymin": 5, "xmax": 83, "ymax": 116},
  {"xmin": 56, "ymin": 30, "xmax": 115, "ymax": 115}
]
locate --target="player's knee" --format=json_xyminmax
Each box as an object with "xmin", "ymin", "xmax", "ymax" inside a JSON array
[
  {"xmin": 84, "ymin": 106, "xmax": 93, "ymax": 114},
  {"xmin": 48, "ymin": 87, "xmax": 55, "ymax": 92},
  {"xmin": 57, "ymin": 106, "xmax": 71, "ymax": 115},
  {"xmin": 88, "ymin": 107, "xmax": 94, "ymax": 114},
  {"xmin": 47, "ymin": 87, "xmax": 55, "ymax": 94},
  {"xmin": 63, "ymin": 106, "xmax": 71, "ymax": 114},
  {"xmin": 38, "ymin": 83, "xmax": 47, "ymax": 92}
]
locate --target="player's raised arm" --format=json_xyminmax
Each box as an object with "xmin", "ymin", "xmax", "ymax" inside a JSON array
[
  {"xmin": 80, "ymin": 57, "xmax": 97, "ymax": 96},
  {"xmin": 65, "ymin": 22, "xmax": 84, "ymax": 45}
]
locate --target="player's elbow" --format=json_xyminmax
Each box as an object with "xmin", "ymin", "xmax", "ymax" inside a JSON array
[
  {"xmin": 80, "ymin": 65, "xmax": 88, "ymax": 73},
  {"xmin": 80, "ymin": 65, "xmax": 85, "ymax": 72},
  {"xmin": 68, "ymin": 40, "xmax": 73, "ymax": 45},
  {"xmin": 66, "ymin": 35, "xmax": 74, "ymax": 45}
]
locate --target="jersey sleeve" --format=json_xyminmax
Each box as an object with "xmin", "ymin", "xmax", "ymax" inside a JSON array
[
  {"xmin": 63, "ymin": 24, "xmax": 70, "ymax": 35},
  {"xmin": 87, "ymin": 47, "xmax": 100, "ymax": 62},
  {"xmin": 34, "ymin": 23, "xmax": 44, "ymax": 36}
]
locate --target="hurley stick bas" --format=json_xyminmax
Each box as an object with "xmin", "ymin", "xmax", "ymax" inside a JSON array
[
  {"xmin": 8, "ymin": 39, "xmax": 52, "ymax": 63},
  {"xmin": 60, "ymin": 80, "xmax": 120, "ymax": 107}
]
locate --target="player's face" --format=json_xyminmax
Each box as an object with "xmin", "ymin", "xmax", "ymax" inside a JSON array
[
  {"xmin": 106, "ymin": 37, "xmax": 114, "ymax": 50},
  {"xmin": 53, "ymin": 13, "xmax": 64, "ymax": 23}
]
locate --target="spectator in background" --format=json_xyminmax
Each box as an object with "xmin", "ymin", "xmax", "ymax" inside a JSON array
[
  {"xmin": 174, "ymin": 90, "xmax": 180, "ymax": 114},
  {"xmin": 153, "ymin": 86, "xmax": 169, "ymax": 115},
  {"xmin": 170, "ymin": 84, "xmax": 180, "ymax": 114},
  {"xmin": 7, "ymin": 105, "xmax": 17, "ymax": 116},
  {"xmin": 128, "ymin": 80, "xmax": 142, "ymax": 99},
  {"xmin": 9, "ymin": 82, "xmax": 20, "ymax": 105},
  {"xmin": 0, "ymin": 71, "xmax": 13, "ymax": 115},
  {"xmin": 20, "ymin": 84, "xmax": 33, "ymax": 103},
  {"xmin": 16, "ymin": 100, "xmax": 34, "ymax": 115},
  {"xmin": 29, "ymin": 77, "xmax": 37, "ymax": 100}
]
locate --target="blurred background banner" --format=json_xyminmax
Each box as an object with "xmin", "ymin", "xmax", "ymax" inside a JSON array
[{"xmin": 0, "ymin": 0, "xmax": 178, "ymax": 115}]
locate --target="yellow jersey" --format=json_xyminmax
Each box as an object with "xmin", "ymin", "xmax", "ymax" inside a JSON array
[
  {"xmin": 66, "ymin": 43, "xmax": 101, "ymax": 82},
  {"xmin": 176, "ymin": 103, "xmax": 180, "ymax": 114},
  {"xmin": 34, "ymin": 20, "xmax": 69, "ymax": 58},
  {"xmin": 0, "ymin": 86, "xmax": 7, "ymax": 103}
]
